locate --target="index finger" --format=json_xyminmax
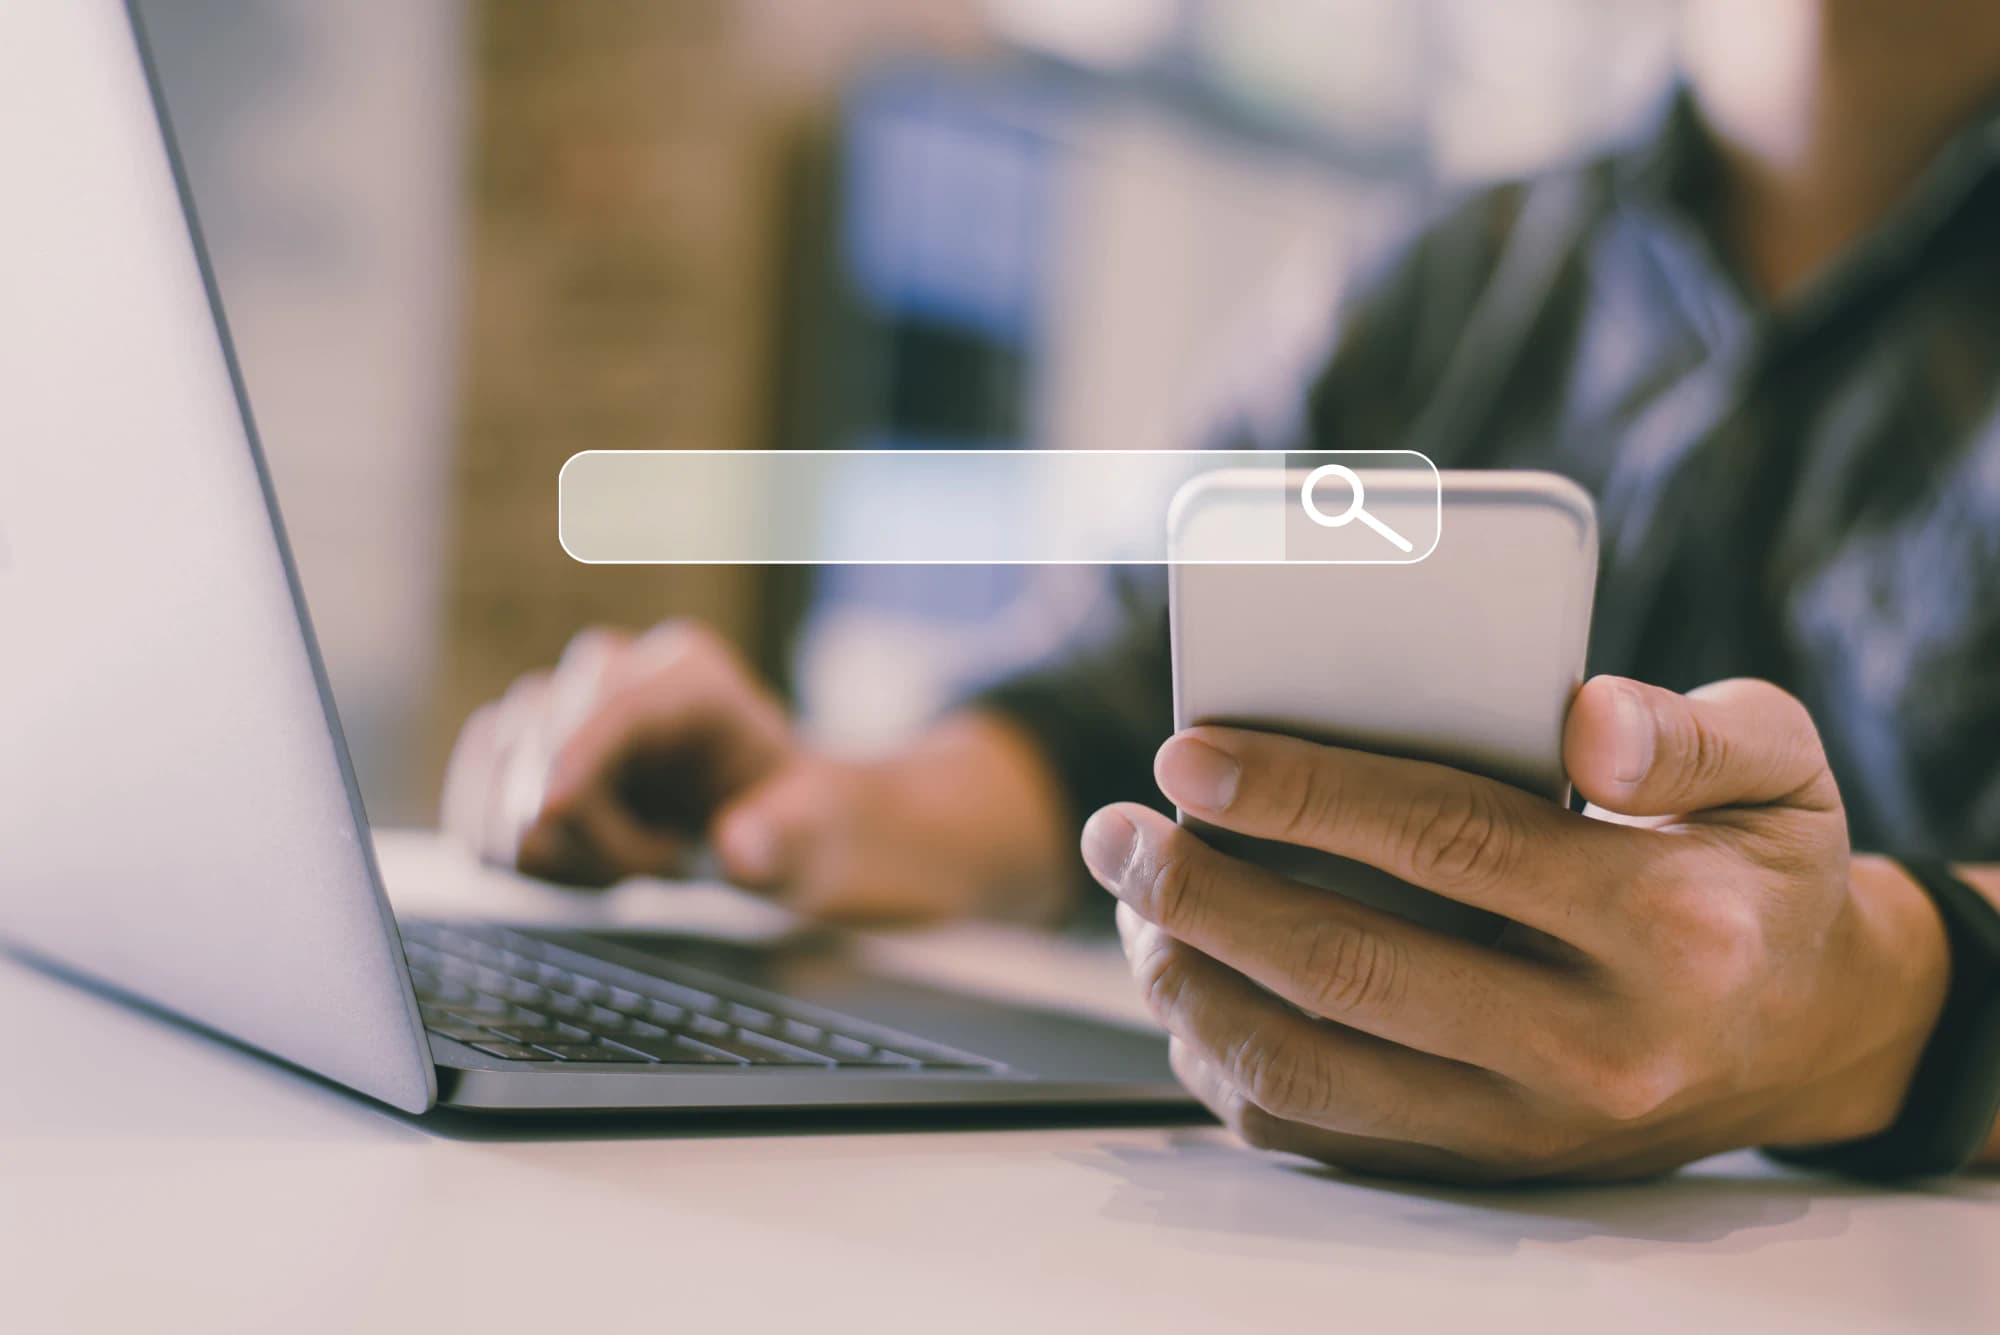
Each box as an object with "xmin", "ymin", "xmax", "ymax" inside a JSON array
[
  {"xmin": 1155, "ymin": 727, "xmax": 1632, "ymax": 945},
  {"xmin": 543, "ymin": 623, "xmax": 787, "ymax": 813}
]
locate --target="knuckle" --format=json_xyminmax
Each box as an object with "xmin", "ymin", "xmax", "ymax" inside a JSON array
[
  {"xmin": 1274, "ymin": 752, "xmax": 1341, "ymax": 846},
  {"xmin": 564, "ymin": 624, "xmax": 628, "ymax": 662},
  {"xmin": 671, "ymin": 621, "xmax": 741, "ymax": 675},
  {"xmin": 1722, "ymin": 678, "xmax": 1808, "ymax": 734},
  {"xmin": 1585, "ymin": 1051, "xmax": 1685, "ymax": 1123},
  {"xmin": 1132, "ymin": 935, "xmax": 1193, "ymax": 1022},
  {"xmin": 1230, "ymin": 1032, "xmax": 1332, "ymax": 1122},
  {"xmin": 660, "ymin": 618, "xmax": 718, "ymax": 652},
  {"xmin": 624, "ymin": 623, "xmax": 729, "ymax": 695},
  {"xmin": 1297, "ymin": 920, "xmax": 1407, "ymax": 1018},
  {"xmin": 1683, "ymin": 680, "xmax": 1833, "ymax": 809},
  {"xmin": 1134, "ymin": 836, "xmax": 1209, "ymax": 933},
  {"xmin": 499, "ymin": 670, "xmax": 550, "ymax": 713},
  {"xmin": 1683, "ymin": 722, "xmax": 1734, "ymax": 799},
  {"xmin": 1646, "ymin": 881, "xmax": 1765, "ymax": 993},
  {"xmin": 1400, "ymin": 783, "xmax": 1514, "ymax": 886},
  {"xmin": 1513, "ymin": 997, "xmax": 1604, "ymax": 1085},
  {"xmin": 1773, "ymin": 701, "xmax": 1836, "ymax": 806},
  {"xmin": 1768, "ymin": 689, "xmax": 1818, "ymax": 751},
  {"xmin": 1556, "ymin": 1036, "xmax": 1686, "ymax": 1124}
]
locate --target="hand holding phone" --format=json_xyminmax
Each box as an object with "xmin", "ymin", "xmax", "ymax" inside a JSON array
[{"xmin": 1168, "ymin": 469, "xmax": 1598, "ymax": 941}]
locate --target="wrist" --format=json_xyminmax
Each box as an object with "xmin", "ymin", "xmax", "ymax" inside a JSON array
[
  {"xmin": 1769, "ymin": 854, "xmax": 1950, "ymax": 1149},
  {"xmin": 879, "ymin": 714, "xmax": 1077, "ymax": 926}
]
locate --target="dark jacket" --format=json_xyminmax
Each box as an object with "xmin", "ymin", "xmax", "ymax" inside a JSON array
[{"xmin": 981, "ymin": 92, "xmax": 2000, "ymax": 867}]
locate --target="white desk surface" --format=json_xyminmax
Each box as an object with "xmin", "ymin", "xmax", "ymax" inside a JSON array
[{"xmin": 5, "ymin": 832, "xmax": 1996, "ymax": 1335}]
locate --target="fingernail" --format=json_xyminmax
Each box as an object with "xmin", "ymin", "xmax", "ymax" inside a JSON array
[
  {"xmin": 1613, "ymin": 683, "xmax": 1656, "ymax": 785},
  {"xmin": 1155, "ymin": 737, "xmax": 1241, "ymax": 813},
  {"xmin": 1080, "ymin": 809, "xmax": 1139, "ymax": 887},
  {"xmin": 716, "ymin": 811, "xmax": 779, "ymax": 883}
]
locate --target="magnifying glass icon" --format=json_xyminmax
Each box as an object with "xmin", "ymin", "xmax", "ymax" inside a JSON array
[{"xmin": 1300, "ymin": 464, "xmax": 1415, "ymax": 553}]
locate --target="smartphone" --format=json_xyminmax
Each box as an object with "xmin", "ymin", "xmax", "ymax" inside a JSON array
[{"xmin": 1168, "ymin": 469, "xmax": 1598, "ymax": 942}]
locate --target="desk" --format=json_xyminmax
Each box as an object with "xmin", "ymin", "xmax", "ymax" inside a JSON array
[{"xmin": 5, "ymin": 833, "xmax": 1996, "ymax": 1334}]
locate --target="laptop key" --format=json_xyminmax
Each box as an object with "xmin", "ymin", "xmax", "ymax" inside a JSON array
[
  {"xmin": 822, "ymin": 1033, "xmax": 875, "ymax": 1059},
  {"xmin": 885, "ymin": 1040, "xmax": 991, "ymax": 1069},
  {"xmin": 627, "ymin": 976, "xmax": 721, "ymax": 1014},
  {"xmin": 457, "ymin": 994, "xmax": 512, "ymax": 1015},
  {"xmin": 464, "ymin": 941, "xmax": 508, "ymax": 968},
  {"xmin": 727, "ymin": 1029, "xmax": 836, "ymax": 1066},
  {"xmin": 748, "ymin": 1025, "xmax": 916, "ymax": 1066},
  {"xmin": 668, "ymin": 1027, "xmax": 826, "ymax": 1065},
  {"xmin": 472, "ymin": 967, "xmax": 513, "ymax": 992},
  {"xmin": 534, "ymin": 1043, "xmax": 651, "ymax": 1064},
  {"xmin": 834, "ymin": 1048, "xmax": 922, "ymax": 1068},
  {"xmin": 776, "ymin": 1029, "xmax": 918, "ymax": 1067},
  {"xmin": 615, "ymin": 1036, "xmax": 746, "ymax": 1065},
  {"xmin": 584, "ymin": 1006, "xmax": 628, "ymax": 1031},
  {"xmin": 726, "ymin": 1003, "xmax": 776, "ymax": 1029},
  {"xmin": 470, "ymin": 1042, "xmax": 553, "ymax": 1062},
  {"xmin": 486, "ymin": 1025, "xmax": 591, "ymax": 1046},
  {"xmin": 645, "ymin": 999, "xmax": 688, "ymax": 1025},
  {"xmin": 813, "ymin": 1033, "xmax": 942, "ymax": 1067},
  {"xmin": 427, "ymin": 1023, "xmax": 502, "ymax": 1042},
  {"xmin": 439, "ymin": 1007, "xmax": 514, "ymax": 1030}
]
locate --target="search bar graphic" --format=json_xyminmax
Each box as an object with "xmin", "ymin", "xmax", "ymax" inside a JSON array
[
  {"xmin": 558, "ymin": 450, "xmax": 1441, "ymax": 565},
  {"xmin": 1299, "ymin": 464, "xmax": 1415, "ymax": 552}
]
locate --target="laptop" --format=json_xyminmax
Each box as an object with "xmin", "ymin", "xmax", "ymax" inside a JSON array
[{"xmin": 0, "ymin": 0, "xmax": 1184, "ymax": 1118}]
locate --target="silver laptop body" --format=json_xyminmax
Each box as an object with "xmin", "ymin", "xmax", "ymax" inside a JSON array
[{"xmin": 0, "ymin": 0, "xmax": 1181, "ymax": 1117}]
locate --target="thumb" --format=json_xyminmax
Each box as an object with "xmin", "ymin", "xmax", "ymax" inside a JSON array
[
  {"xmin": 709, "ymin": 763, "xmax": 829, "ymax": 891},
  {"xmin": 1564, "ymin": 676, "xmax": 1838, "ymax": 818}
]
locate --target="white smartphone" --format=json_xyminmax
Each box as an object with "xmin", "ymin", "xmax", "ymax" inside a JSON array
[{"xmin": 1168, "ymin": 469, "xmax": 1599, "ymax": 942}]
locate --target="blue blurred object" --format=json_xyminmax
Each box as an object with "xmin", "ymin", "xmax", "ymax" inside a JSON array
[
  {"xmin": 785, "ymin": 56, "xmax": 1391, "ymax": 744},
  {"xmin": 843, "ymin": 71, "xmax": 1056, "ymax": 346}
]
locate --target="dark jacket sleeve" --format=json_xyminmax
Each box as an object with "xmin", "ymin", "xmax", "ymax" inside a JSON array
[{"xmin": 973, "ymin": 570, "xmax": 1175, "ymax": 838}]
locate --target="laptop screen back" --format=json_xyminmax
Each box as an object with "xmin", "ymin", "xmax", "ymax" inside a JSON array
[{"xmin": 0, "ymin": 0, "xmax": 433, "ymax": 1112}]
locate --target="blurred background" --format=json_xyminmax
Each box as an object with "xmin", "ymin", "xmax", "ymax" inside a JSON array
[{"xmin": 135, "ymin": 0, "xmax": 1677, "ymax": 826}]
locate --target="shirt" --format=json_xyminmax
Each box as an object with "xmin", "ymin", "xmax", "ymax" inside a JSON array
[{"xmin": 978, "ymin": 90, "xmax": 2000, "ymax": 870}]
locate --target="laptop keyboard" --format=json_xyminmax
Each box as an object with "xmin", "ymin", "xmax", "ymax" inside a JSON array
[{"xmin": 400, "ymin": 921, "xmax": 995, "ymax": 1071}]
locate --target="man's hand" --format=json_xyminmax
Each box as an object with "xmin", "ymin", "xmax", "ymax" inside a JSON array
[
  {"xmin": 1082, "ymin": 677, "xmax": 1952, "ymax": 1183},
  {"xmin": 442, "ymin": 622, "xmax": 1073, "ymax": 923},
  {"xmin": 443, "ymin": 623, "xmax": 787, "ymax": 886}
]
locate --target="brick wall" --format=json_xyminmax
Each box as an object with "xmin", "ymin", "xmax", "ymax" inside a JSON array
[{"xmin": 427, "ymin": 0, "xmax": 983, "ymax": 806}]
